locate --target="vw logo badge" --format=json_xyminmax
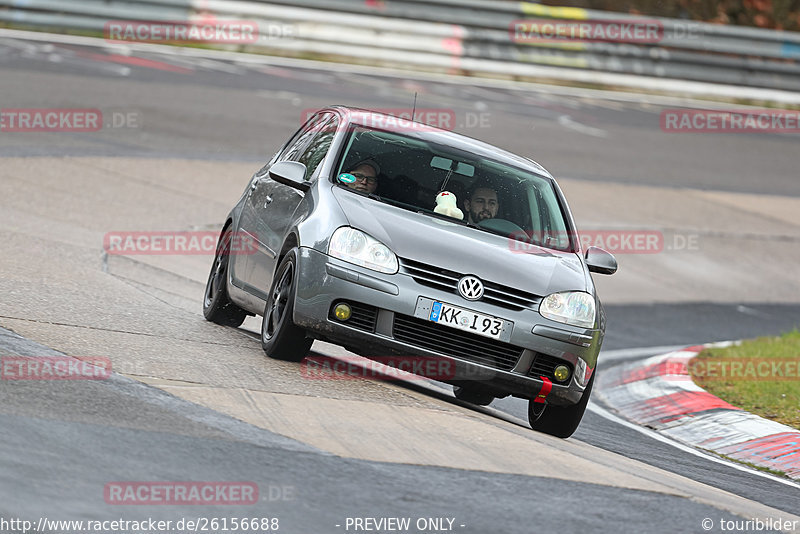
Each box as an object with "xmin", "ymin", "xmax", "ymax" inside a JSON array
[{"xmin": 458, "ymin": 276, "xmax": 484, "ymax": 301}]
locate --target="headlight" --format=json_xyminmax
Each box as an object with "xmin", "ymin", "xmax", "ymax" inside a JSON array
[
  {"xmin": 328, "ymin": 227, "xmax": 398, "ymax": 274},
  {"xmin": 539, "ymin": 291, "xmax": 596, "ymax": 329}
]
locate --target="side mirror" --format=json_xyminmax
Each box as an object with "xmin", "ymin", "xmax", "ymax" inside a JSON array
[
  {"xmin": 268, "ymin": 161, "xmax": 309, "ymax": 192},
  {"xmin": 585, "ymin": 246, "xmax": 618, "ymax": 275}
]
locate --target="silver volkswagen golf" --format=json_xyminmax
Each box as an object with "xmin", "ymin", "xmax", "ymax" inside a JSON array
[{"xmin": 203, "ymin": 106, "xmax": 617, "ymax": 438}]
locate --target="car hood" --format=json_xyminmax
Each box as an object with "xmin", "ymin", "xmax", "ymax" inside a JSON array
[{"xmin": 331, "ymin": 186, "xmax": 588, "ymax": 296}]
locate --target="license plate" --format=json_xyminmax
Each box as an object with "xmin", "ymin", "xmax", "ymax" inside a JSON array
[{"xmin": 428, "ymin": 301, "xmax": 504, "ymax": 340}]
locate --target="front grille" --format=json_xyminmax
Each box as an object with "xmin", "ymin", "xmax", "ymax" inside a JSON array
[
  {"xmin": 400, "ymin": 258, "xmax": 539, "ymax": 311},
  {"xmin": 392, "ymin": 314, "xmax": 524, "ymax": 372},
  {"xmin": 330, "ymin": 301, "xmax": 378, "ymax": 333},
  {"xmin": 528, "ymin": 353, "xmax": 572, "ymax": 383}
]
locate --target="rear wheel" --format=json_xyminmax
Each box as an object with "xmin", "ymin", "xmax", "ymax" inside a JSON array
[
  {"xmin": 261, "ymin": 249, "xmax": 312, "ymax": 362},
  {"xmin": 203, "ymin": 228, "xmax": 248, "ymax": 327},
  {"xmin": 528, "ymin": 372, "xmax": 595, "ymax": 438},
  {"xmin": 452, "ymin": 385, "xmax": 495, "ymax": 406}
]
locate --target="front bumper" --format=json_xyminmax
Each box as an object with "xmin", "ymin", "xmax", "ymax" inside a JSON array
[{"xmin": 293, "ymin": 247, "xmax": 601, "ymax": 405}]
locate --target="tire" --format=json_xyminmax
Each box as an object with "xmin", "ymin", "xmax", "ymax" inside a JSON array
[
  {"xmin": 261, "ymin": 249, "xmax": 312, "ymax": 362},
  {"xmin": 528, "ymin": 372, "xmax": 595, "ymax": 439},
  {"xmin": 203, "ymin": 227, "xmax": 248, "ymax": 327},
  {"xmin": 452, "ymin": 385, "xmax": 495, "ymax": 406}
]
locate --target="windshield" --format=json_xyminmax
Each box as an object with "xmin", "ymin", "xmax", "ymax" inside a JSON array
[{"xmin": 334, "ymin": 126, "xmax": 573, "ymax": 251}]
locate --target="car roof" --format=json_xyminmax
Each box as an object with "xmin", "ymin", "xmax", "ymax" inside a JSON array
[{"xmin": 322, "ymin": 106, "xmax": 553, "ymax": 179}]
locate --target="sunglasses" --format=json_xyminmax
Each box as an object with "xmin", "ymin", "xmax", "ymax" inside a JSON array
[{"xmin": 351, "ymin": 172, "xmax": 377, "ymax": 185}]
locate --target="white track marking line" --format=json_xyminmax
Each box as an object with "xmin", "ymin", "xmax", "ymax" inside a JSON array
[
  {"xmin": 557, "ymin": 114, "xmax": 607, "ymax": 137},
  {"xmin": 588, "ymin": 402, "xmax": 800, "ymax": 489},
  {"xmin": 736, "ymin": 305, "xmax": 773, "ymax": 318},
  {"xmin": 239, "ymin": 334, "xmax": 799, "ymax": 488},
  {"xmin": 246, "ymin": 335, "xmax": 794, "ymax": 486},
  {"xmin": 600, "ymin": 345, "xmax": 688, "ymax": 362}
]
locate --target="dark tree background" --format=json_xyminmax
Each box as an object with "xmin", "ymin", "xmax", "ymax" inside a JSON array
[{"xmin": 543, "ymin": 0, "xmax": 800, "ymax": 31}]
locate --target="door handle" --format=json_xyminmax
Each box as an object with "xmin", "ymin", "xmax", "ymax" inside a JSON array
[
  {"xmin": 264, "ymin": 195, "xmax": 273, "ymax": 208},
  {"xmin": 251, "ymin": 176, "xmax": 267, "ymax": 191}
]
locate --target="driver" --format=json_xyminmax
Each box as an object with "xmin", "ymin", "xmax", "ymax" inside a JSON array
[{"xmin": 463, "ymin": 183, "xmax": 499, "ymax": 224}]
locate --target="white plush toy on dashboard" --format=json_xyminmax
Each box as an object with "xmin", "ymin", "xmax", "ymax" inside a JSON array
[{"xmin": 433, "ymin": 191, "xmax": 464, "ymax": 220}]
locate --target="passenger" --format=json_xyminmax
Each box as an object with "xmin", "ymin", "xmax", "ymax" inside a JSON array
[{"xmin": 345, "ymin": 160, "xmax": 380, "ymax": 194}]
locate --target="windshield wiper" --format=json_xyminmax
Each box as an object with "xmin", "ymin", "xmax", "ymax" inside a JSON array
[
  {"xmin": 418, "ymin": 209, "xmax": 470, "ymax": 226},
  {"xmin": 358, "ymin": 190, "xmax": 419, "ymax": 212},
  {"xmin": 375, "ymin": 195, "xmax": 419, "ymax": 211},
  {"xmin": 352, "ymin": 191, "xmax": 505, "ymax": 236},
  {"xmin": 419, "ymin": 209, "xmax": 523, "ymax": 240},
  {"xmin": 472, "ymin": 223, "xmax": 511, "ymax": 239},
  {"xmin": 345, "ymin": 187, "xmax": 387, "ymax": 204},
  {"xmin": 417, "ymin": 209, "xmax": 500, "ymax": 235}
]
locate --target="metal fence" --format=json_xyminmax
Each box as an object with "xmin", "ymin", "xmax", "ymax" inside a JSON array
[{"xmin": 2, "ymin": 0, "xmax": 799, "ymax": 91}]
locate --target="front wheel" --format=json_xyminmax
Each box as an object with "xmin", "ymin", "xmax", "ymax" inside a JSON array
[
  {"xmin": 261, "ymin": 249, "xmax": 312, "ymax": 362},
  {"xmin": 528, "ymin": 372, "xmax": 595, "ymax": 439}
]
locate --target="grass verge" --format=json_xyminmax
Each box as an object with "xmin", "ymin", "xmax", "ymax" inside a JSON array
[{"xmin": 690, "ymin": 330, "xmax": 800, "ymax": 429}]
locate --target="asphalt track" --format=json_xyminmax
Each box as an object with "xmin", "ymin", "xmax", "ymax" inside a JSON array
[{"xmin": 1, "ymin": 34, "xmax": 800, "ymax": 533}]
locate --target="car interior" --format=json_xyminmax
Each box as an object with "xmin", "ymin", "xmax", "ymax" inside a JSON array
[{"xmin": 336, "ymin": 127, "xmax": 572, "ymax": 251}]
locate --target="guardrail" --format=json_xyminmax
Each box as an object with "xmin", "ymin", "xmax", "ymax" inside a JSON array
[{"xmin": 1, "ymin": 0, "xmax": 799, "ymax": 92}]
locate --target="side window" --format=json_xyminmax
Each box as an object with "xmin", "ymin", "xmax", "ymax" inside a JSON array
[
  {"xmin": 297, "ymin": 115, "xmax": 339, "ymax": 179},
  {"xmin": 281, "ymin": 113, "xmax": 331, "ymax": 163},
  {"xmin": 255, "ymin": 112, "xmax": 333, "ymax": 178},
  {"xmin": 255, "ymin": 149, "xmax": 281, "ymax": 177}
]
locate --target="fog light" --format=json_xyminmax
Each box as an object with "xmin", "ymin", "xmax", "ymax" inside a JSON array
[
  {"xmin": 553, "ymin": 365, "xmax": 571, "ymax": 383},
  {"xmin": 334, "ymin": 303, "xmax": 352, "ymax": 321}
]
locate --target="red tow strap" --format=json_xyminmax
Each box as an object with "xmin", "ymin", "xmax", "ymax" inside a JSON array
[{"xmin": 534, "ymin": 376, "xmax": 552, "ymax": 404}]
